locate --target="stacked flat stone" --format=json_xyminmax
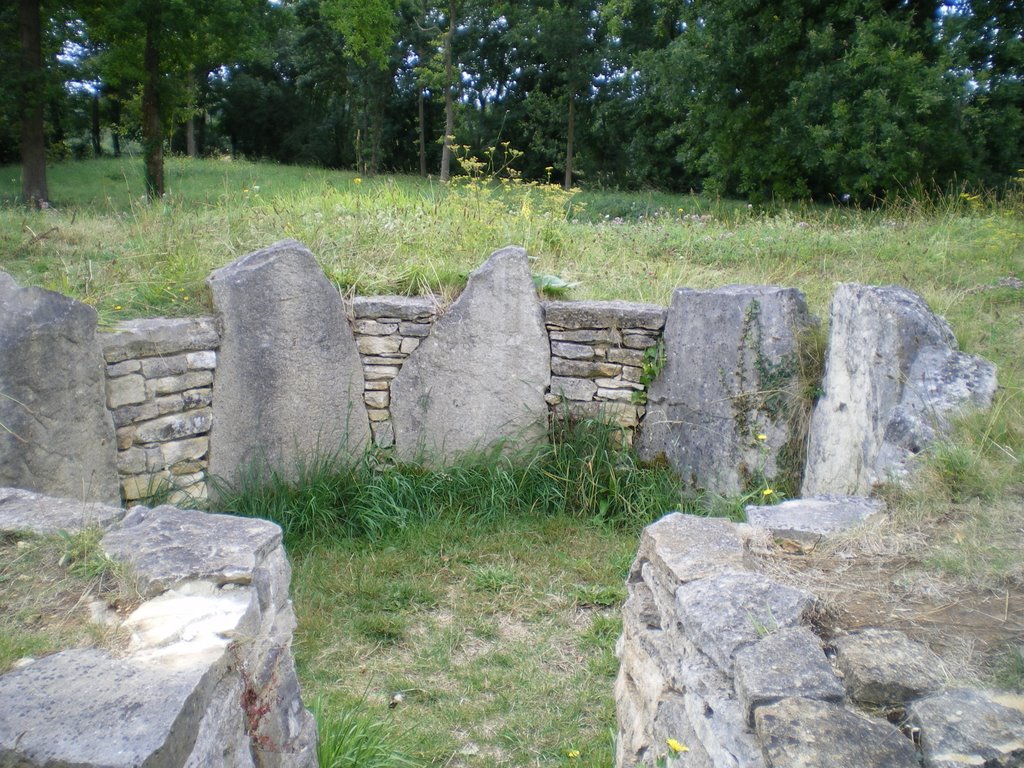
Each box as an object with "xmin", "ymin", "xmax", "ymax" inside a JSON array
[
  {"xmin": 102, "ymin": 318, "xmax": 219, "ymax": 504},
  {"xmin": 350, "ymin": 296, "xmax": 438, "ymax": 448},
  {"xmin": 544, "ymin": 300, "xmax": 666, "ymax": 441}
]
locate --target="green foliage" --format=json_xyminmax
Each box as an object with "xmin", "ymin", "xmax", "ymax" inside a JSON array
[
  {"xmin": 212, "ymin": 417, "xmax": 681, "ymax": 548},
  {"xmin": 312, "ymin": 697, "xmax": 417, "ymax": 768},
  {"xmin": 631, "ymin": 339, "xmax": 666, "ymax": 405}
]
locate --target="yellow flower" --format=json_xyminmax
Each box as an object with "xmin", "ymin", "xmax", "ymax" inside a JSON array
[
  {"xmin": 114, "ymin": 305, "xmax": 122, "ymax": 310},
  {"xmin": 667, "ymin": 738, "xmax": 688, "ymax": 754},
  {"xmin": 756, "ymin": 433, "xmax": 767, "ymax": 441},
  {"xmin": 761, "ymin": 488, "xmax": 774, "ymax": 497},
  {"xmin": 567, "ymin": 750, "xmax": 581, "ymax": 759},
  {"xmin": 353, "ymin": 177, "xmax": 363, "ymax": 185}
]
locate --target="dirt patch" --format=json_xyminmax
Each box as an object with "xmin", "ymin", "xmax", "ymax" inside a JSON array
[{"xmin": 747, "ymin": 502, "xmax": 1024, "ymax": 685}]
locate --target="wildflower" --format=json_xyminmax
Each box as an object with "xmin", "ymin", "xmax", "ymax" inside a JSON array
[
  {"xmin": 667, "ymin": 738, "xmax": 688, "ymax": 754},
  {"xmin": 353, "ymin": 177, "xmax": 363, "ymax": 185},
  {"xmin": 762, "ymin": 488, "xmax": 774, "ymax": 497},
  {"xmin": 567, "ymin": 750, "xmax": 581, "ymax": 759},
  {"xmin": 114, "ymin": 305, "xmax": 122, "ymax": 310},
  {"xmin": 756, "ymin": 433, "xmax": 767, "ymax": 441}
]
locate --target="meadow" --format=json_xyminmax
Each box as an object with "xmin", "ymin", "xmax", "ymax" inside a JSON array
[{"xmin": 1, "ymin": 157, "xmax": 1022, "ymax": 766}]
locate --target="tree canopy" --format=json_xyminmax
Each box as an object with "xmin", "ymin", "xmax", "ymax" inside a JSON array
[{"xmin": 2, "ymin": 0, "xmax": 1021, "ymax": 202}]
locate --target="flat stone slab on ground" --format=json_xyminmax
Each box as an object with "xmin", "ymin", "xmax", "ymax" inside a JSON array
[
  {"xmin": 675, "ymin": 572, "xmax": 816, "ymax": 671},
  {"xmin": 832, "ymin": 628, "xmax": 945, "ymax": 705},
  {"xmin": 0, "ymin": 648, "xmax": 218, "ymax": 768},
  {"xmin": 734, "ymin": 627, "xmax": 845, "ymax": 725},
  {"xmin": 909, "ymin": 688, "xmax": 1024, "ymax": 768},
  {"xmin": 632, "ymin": 512, "xmax": 749, "ymax": 587},
  {"xmin": 745, "ymin": 495, "xmax": 884, "ymax": 544},
  {"xmin": 755, "ymin": 696, "xmax": 920, "ymax": 767},
  {"xmin": 0, "ymin": 486, "xmax": 125, "ymax": 534},
  {"xmin": 101, "ymin": 504, "xmax": 283, "ymax": 597}
]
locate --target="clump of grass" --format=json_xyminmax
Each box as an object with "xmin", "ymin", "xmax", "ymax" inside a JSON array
[
  {"xmin": 212, "ymin": 418, "xmax": 682, "ymax": 548},
  {"xmin": 311, "ymin": 697, "xmax": 416, "ymax": 768}
]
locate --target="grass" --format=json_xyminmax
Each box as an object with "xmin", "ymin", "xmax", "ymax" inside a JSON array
[{"xmin": 0, "ymin": 528, "xmax": 137, "ymax": 674}]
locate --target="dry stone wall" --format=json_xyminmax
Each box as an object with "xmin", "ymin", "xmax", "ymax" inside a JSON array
[
  {"xmin": 102, "ymin": 317, "xmax": 219, "ymax": 505},
  {"xmin": 617, "ymin": 507, "xmax": 1024, "ymax": 768},
  {"xmin": 0, "ymin": 487, "xmax": 317, "ymax": 768},
  {"xmin": 1, "ymin": 253, "xmax": 1000, "ymax": 505}
]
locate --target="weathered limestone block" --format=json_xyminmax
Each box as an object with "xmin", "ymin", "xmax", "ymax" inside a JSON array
[
  {"xmin": 733, "ymin": 627, "xmax": 845, "ymax": 725},
  {"xmin": 101, "ymin": 504, "xmax": 285, "ymax": 598},
  {"xmin": 0, "ymin": 272, "xmax": 119, "ymax": 503},
  {"xmin": 391, "ymin": 246, "xmax": 550, "ymax": 462},
  {"xmin": 0, "ymin": 647, "xmax": 227, "ymax": 767},
  {"xmin": 803, "ymin": 284, "xmax": 997, "ymax": 495},
  {"xmin": 637, "ymin": 286, "xmax": 815, "ymax": 495},
  {"xmin": 544, "ymin": 300, "xmax": 667, "ymax": 331},
  {"xmin": 102, "ymin": 316, "xmax": 220, "ymax": 363},
  {"xmin": 107, "ymin": 373, "xmax": 147, "ymax": 408},
  {"xmin": 0, "ymin": 486, "xmax": 125, "ymax": 533},
  {"xmin": 208, "ymin": 240, "xmax": 370, "ymax": 487},
  {"xmin": 755, "ymin": 697, "xmax": 920, "ymax": 767},
  {"xmin": 676, "ymin": 572, "xmax": 816, "ymax": 672},
  {"xmin": 351, "ymin": 295, "xmax": 438, "ymax": 322},
  {"xmin": 744, "ymin": 495, "xmax": 884, "ymax": 544},
  {"xmin": 909, "ymin": 688, "xmax": 1024, "ymax": 768},
  {"xmin": 134, "ymin": 408, "xmax": 213, "ymax": 444},
  {"xmin": 832, "ymin": 628, "xmax": 946, "ymax": 705}
]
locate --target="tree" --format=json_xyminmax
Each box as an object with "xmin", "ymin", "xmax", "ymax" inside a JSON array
[
  {"xmin": 19, "ymin": 0, "xmax": 48, "ymax": 207},
  {"xmin": 81, "ymin": 0, "xmax": 270, "ymax": 198}
]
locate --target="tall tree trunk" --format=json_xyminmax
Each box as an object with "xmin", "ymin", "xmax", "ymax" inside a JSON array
[
  {"xmin": 439, "ymin": 0, "xmax": 456, "ymax": 182},
  {"xmin": 564, "ymin": 91, "xmax": 575, "ymax": 191},
  {"xmin": 109, "ymin": 91, "xmax": 122, "ymax": 158},
  {"xmin": 19, "ymin": 0, "xmax": 48, "ymax": 208},
  {"xmin": 91, "ymin": 91, "xmax": 102, "ymax": 157},
  {"xmin": 419, "ymin": 86, "xmax": 427, "ymax": 178},
  {"xmin": 186, "ymin": 118, "xmax": 197, "ymax": 158},
  {"xmin": 142, "ymin": 14, "xmax": 164, "ymax": 199}
]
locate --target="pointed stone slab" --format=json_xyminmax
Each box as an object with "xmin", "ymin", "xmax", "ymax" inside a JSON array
[
  {"xmin": 803, "ymin": 284, "xmax": 997, "ymax": 496},
  {"xmin": 390, "ymin": 246, "xmax": 550, "ymax": 463},
  {"xmin": 207, "ymin": 241, "xmax": 370, "ymax": 489},
  {"xmin": 637, "ymin": 285, "xmax": 814, "ymax": 495},
  {"xmin": 0, "ymin": 272, "xmax": 119, "ymax": 503}
]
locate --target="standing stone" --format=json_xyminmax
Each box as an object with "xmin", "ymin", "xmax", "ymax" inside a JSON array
[
  {"xmin": 207, "ymin": 241, "xmax": 370, "ymax": 490},
  {"xmin": 637, "ymin": 286, "xmax": 814, "ymax": 495},
  {"xmin": 803, "ymin": 284, "xmax": 997, "ymax": 496},
  {"xmin": 390, "ymin": 246, "xmax": 550, "ymax": 463},
  {"xmin": 0, "ymin": 272, "xmax": 119, "ymax": 503}
]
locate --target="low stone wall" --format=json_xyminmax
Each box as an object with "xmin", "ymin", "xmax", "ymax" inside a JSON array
[
  {"xmin": 1, "ymin": 244, "xmax": 999, "ymax": 506},
  {"xmin": 544, "ymin": 300, "xmax": 666, "ymax": 440},
  {"xmin": 616, "ymin": 507, "xmax": 1024, "ymax": 767},
  {"xmin": 0, "ymin": 487, "xmax": 317, "ymax": 768},
  {"xmin": 103, "ymin": 318, "xmax": 219, "ymax": 505}
]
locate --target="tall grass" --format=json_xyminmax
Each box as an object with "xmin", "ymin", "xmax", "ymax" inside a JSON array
[{"xmin": 211, "ymin": 419, "xmax": 683, "ymax": 549}]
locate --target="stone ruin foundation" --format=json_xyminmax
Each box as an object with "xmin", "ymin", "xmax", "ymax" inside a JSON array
[{"xmin": 0, "ymin": 242, "xmax": 1013, "ymax": 767}]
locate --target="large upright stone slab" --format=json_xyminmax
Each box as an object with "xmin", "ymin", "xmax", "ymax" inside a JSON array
[
  {"xmin": 207, "ymin": 241, "xmax": 370, "ymax": 489},
  {"xmin": 390, "ymin": 246, "xmax": 550, "ymax": 462},
  {"xmin": 0, "ymin": 272, "xmax": 119, "ymax": 503},
  {"xmin": 803, "ymin": 284, "xmax": 997, "ymax": 496},
  {"xmin": 637, "ymin": 285, "xmax": 814, "ymax": 495}
]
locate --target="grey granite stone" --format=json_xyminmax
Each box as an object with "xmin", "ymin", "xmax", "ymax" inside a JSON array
[
  {"xmin": 0, "ymin": 486, "xmax": 125, "ymax": 534},
  {"xmin": 909, "ymin": 688, "xmax": 1024, "ymax": 768},
  {"xmin": 744, "ymin": 495, "xmax": 885, "ymax": 544}
]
